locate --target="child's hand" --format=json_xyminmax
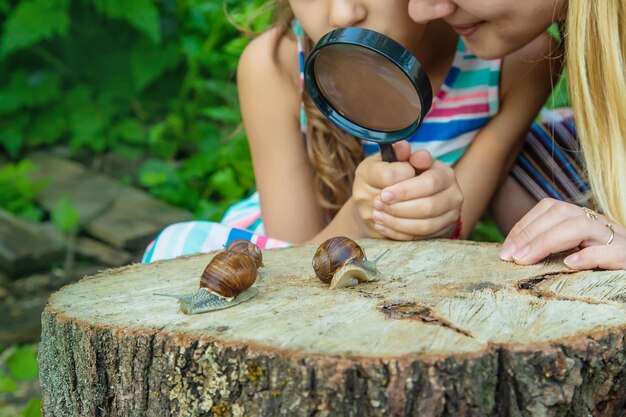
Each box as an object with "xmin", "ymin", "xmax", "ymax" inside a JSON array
[
  {"xmin": 371, "ymin": 150, "xmax": 463, "ymax": 241},
  {"xmin": 351, "ymin": 141, "xmax": 416, "ymax": 238}
]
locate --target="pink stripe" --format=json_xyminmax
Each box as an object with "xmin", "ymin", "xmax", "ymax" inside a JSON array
[
  {"xmin": 227, "ymin": 213, "xmax": 260, "ymax": 229},
  {"xmin": 443, "ymin": 91, "xmax": 488, "ymax": 102},
  {"xmin": 428, "ymin": 103, "xmax": 490, "ymax": 118},
  {"xmin": 255, "ymin": 235, "xmax": 269, "ymax": 249}
]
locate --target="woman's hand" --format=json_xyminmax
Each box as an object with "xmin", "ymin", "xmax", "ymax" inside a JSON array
[
  {"xmin": 352, "ymin": 141, "xmax": 464, "ymax": 240},
  {"xmin": 500, "ymin": 198, "xmax": 626, "ymax": 270}
]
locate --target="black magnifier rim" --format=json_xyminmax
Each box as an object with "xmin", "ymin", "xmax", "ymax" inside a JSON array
[{"xmin": 304, "ymin": 27, "xmax": 433, "ymax": 143}]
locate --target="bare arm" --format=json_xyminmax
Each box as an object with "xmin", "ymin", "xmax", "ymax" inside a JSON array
[
  {"xmin": 453, "ymin": 33, "xmax": 561, "ymax": 238},
  {"xmin": 238, "ymin": 30, "xmax": 326, "ymax": 243}
]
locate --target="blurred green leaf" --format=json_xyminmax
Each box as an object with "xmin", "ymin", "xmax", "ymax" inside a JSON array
[
  {"xmin": 0, "ymin": 160, "xmax": 45, "ymax": 220},
  {"xmin": 0, "ymin": 71, "xmax": 61, "ymax": 114},
  {"xmin": 21, "ymin": 398, "xmax": 42, "ymax": 417},
  {"xmin": 7, "ymin": 346, "xmax": 38, "ymax": 381},
  {"xmin": 93, "ymin": 0, "xmax": 161, "ymax": 43},
  {"xmin": 131, "ymin": 39, "xmax": 182, "ymax": 91},
  {"xmin": 138, "ymin": 159, "xmax": 177, "ymax": 187},
  {"xmin": 1, "ymin": 126, "xmax": 24, "ymax": 158},
  {"xmin": 211, "ymin": 167, "xmax": 244, "ymax": 200},
  {"xmin": 0, "ymin": 0, "xmax": 70, "ymax": 56},
  {"xmin": 471, "ymin": 219, "xmax": 504, "ymax": 243},
  {"xmin": 201, "ymin": 106, "xmax": 241, "ymax": 124},
  {"xmin": 112, "ymin": 118, "xmax": 146, "ymax": 145},
  {"xmin": 51, "ymin": 197, "xmax": 80, "ymax": 233},
  {"xmin": 27, "ymin": 106, "xmax": 68, "ymax": 146},
  {"xmin": 0, "ymin": 371, "xmax": 19, "ymax": 394}
]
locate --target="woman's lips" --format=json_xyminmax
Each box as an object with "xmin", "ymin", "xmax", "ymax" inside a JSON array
[{"xmin": 451, "ymin": 22, "xmax": 484, "ymax": 37}]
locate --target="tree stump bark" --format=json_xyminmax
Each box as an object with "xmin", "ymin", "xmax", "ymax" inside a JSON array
[{"xmin": 38, "ymin": 240, "xmax": 626, "ymax": 417}]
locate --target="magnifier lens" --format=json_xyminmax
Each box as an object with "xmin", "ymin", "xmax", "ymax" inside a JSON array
[{"xmin": 313, "ymin": 44, "xmax": 422, "ymax": 132}]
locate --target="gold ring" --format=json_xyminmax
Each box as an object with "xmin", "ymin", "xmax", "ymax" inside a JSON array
[
  {"xmin": 582, "ymin": 207, "xmax": 598, "ymax": 220},
  {"xmin": 605, "ymin": 223, "xmax": 615, "ymax": 245}
]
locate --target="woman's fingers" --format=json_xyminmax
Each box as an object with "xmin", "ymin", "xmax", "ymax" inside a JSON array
[
  {"xmin": 509, "ymin": 216, "xmax": 622, "ymax": 265},
  {"xmin": 564, "ymin": 244, "xmax": 626, "ymax": 270},
  {"xmin": 501, "ymin": 199, "xmax": 581, "ymax": 260}
]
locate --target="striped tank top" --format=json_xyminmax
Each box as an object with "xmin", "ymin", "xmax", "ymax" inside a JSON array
[{"xmin": 222, "ymin": 29, "xmax": 502, "ymax": 234}]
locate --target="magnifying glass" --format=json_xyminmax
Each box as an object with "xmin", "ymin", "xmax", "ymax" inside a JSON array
[{"xmin": 304, "ymin": 28, "xmax": 433, "ymax": 162}]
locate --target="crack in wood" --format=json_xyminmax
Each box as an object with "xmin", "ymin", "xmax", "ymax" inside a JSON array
[
  {"xmin": 516, "ymin": 271, "xmax": 604, "ymax": 305},
  {"xmin": 378, "ymin": 301, "xmax": 474, "ymax": 338}
]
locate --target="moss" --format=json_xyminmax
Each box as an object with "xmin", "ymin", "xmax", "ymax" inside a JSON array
[
  {"xmin": 246, "ymin": 361, "xmax": 264, "ymax": 382},
  {"xmin": 211, "ymin": 402, "xmax": 231, "ymax": 416}
]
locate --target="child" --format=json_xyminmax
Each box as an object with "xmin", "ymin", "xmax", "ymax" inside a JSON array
[{"xmin": 143, "ymin": 0, "xmax": 556, "ymax": 263}]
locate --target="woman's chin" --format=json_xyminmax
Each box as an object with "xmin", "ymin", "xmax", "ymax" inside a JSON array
[{"xmin": 462, "ymin": 37, "xmax": 511, "ymax": 60}]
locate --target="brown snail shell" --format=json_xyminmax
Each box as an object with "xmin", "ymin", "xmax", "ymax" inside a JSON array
[
  {"xmin": 312, "ymin": 236, "xmax": 365, "ymax": 284},
  {"xmin": 201, "ymin": 251, "xmax": 258, "ymax": 298},
  {"xmin": 154, "ymin": 250, "xmax": 259, "ymax": 314},
  {"xmin": 226, "ymin": 239, "xmax": 264, "ymax": 268}
]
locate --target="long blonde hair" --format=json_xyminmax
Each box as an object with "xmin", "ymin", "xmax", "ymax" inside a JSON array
[
  {"xmin": 566, "ymin": 0, "xmax": 626, "ymax": 225},
  {"xmin": 272, "ymin": 1, "xmax": 365, "ymax": 219}
]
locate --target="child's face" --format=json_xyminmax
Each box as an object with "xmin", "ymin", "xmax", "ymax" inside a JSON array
[
  {"xmin": 290, "ymin": 0, "xmax": 425, "ymax": 51},
  {"xmin": 407, "ymin": 0, "xmax": 566, "ymax": 59}
]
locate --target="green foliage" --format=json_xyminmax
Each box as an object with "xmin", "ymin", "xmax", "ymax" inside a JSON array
[
  {"xmin": 471, "ymin": 218, "xmax": 504, "ymax": 243},
  {"xmin": 21, "ymin": 398, "xmax": 42, "ymax": 417},
  {"xmin": 0, "ymin": 344, "xmax": 42, "ymax": 417},
  {"xmin": 51, "ymin": 197, "xmax": 80, "ymax": 232},
  {"xmin": 0, "ymin": 370, "xmax": 19, "ymax": 394},
  {"xmin": 6, "ymin": 345, "xmax": 38, "ymax": 381},
  {"xmin": 0, "ymin": 160, "xmax": 45, "ymax": 221},
  {"xmin": 0, "ymin": 0, "xmax": 274, "ymax": 220},
  {"xmin": 0, "ymin": 0, "xmax": 70, "ymax": 57}
]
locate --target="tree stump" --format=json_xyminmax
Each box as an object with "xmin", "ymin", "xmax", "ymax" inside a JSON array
[{"xmin": 38, "ymin": 240, "xmax": 626, "ymax": 417}]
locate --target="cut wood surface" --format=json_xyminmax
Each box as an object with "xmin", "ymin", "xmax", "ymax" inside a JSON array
[{"xmin": 39, "ymin": 240, "xmax": 626, "ymax": 417}]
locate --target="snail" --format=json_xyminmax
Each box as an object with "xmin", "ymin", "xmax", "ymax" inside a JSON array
[
  {"xmin": 225, "ymin": 239, "xmax": 264, "ymax": 268},
  {"xmin": 155, "ymin": 251, "xmax": 260, "ymax": 314},
  {"xmin": 312, "ymin": 236, "xmax": 388, "ymax": 289}
]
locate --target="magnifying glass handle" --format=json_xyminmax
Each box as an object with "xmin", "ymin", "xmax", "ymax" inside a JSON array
[{"xmin": 379, "ymin": 143, "xmax": 398, "ymax": 163}]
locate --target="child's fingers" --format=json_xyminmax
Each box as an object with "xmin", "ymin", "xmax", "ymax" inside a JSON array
[
  {"xmin": 373, "ymin": 223, "xmax": 414, "ymax": 241},
  {"xmin": 380, "ymin": 161, "xmax": 457, "ymax": 204},
  {"xmin": 373, "ymin": 208, "xmax": 459, "ymax": 238},
  {"xmin": 374, "ymin": 186, "xmax": 460, "ymax": 220},
  {"xmin": 392, "ymin": 140, "xmax": 412, "ymax": 162},
  {"xmin": 356, "ymin": 158, "xmax": 416, "ymax": 189},
  {"xmin": 409, "ymin": 149, "xmax": 434, "ymax": 173}
]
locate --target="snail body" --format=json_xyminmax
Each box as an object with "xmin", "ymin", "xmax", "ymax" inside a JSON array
[
  {"xmin": 312, "ymin": 236, "xmax": 388, "ymax": 289},
  {"xmin": 155, "ymin": 250, "xmax": 260, "ymax": 314}
]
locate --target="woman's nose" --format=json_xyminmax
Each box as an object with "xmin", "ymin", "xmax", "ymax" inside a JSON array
[
  {"xmin": 330, "ymin": 0, "xmax": 367, "ymax": 28},
  {"xmin": 408, "ymin": 0, "xmax": 457, "ymax": 23}
]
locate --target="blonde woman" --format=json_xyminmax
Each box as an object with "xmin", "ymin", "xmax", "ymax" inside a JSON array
[{"xmin": 408, "ymin": 0, "xmax": 626, "ymax": 269}]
